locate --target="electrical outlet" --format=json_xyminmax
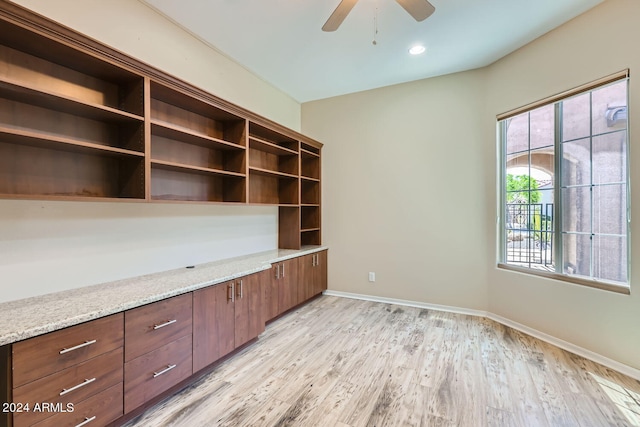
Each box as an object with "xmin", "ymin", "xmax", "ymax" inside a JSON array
[{"xmin": 368, "ymin": 272, "xmax": 376, "ymax": 282}]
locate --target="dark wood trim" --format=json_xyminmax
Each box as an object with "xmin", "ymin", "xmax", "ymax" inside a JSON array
[{"xmin": 0, "ymin": 0, "xmax": 322, "ymax": 149}]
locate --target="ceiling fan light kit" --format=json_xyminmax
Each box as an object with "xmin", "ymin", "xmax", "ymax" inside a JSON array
[{"xmin": 322, "ymin": 0, "xmax": 436, "ymax": 32}]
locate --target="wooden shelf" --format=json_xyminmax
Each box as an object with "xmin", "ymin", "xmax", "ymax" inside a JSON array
[
  {"xmin": 301, "ymin": 150, "xmax": 320, "ymax": 180},
  {"xmin": 150, "ymin": 81, "xmax": 246, "ymax": 147},
  {"xmin": 248, "ymin": 167, "xmax": 298, "ymax": 179},
  {"xmin": 0, "ymin": 126, "xmax": 144, "ymax": 158},
  {"xmin": 151, "ymin": 165, "xmax": 245, "ymax": 203},
  {"xmin": 249, "ymin": 122, "xmax": 298, "ymax": 151},
  {"xmin": 249, "ymin": 136, "xmax": 298, "ymax": 156},
  {"xmin": 151, "ymin": 122, "xmax": 246, "ymax": 175},
  {"xmin": 152, "ymin": 121, "xmax": 245, "ymax": 151},
  {"xmin": 0, "ymin": 138, "xmax": 145, "ymax": 199},
  {"xmin": 151, "ymin": 160, "xmax": 245, "ymax": 178},
  {"xmin": 301, "ymin": 142, "xmax": 321, "ymax": 156},
  {"xmin": 248, "ymin": 169, "xmax": 298, "ymax": 205},
  {"xmin": 301, "ymin": 205, "xmax": 320, "ymax": 230},
  {"xmin": 0, "ymin": 78, "xmax": 144, "ymax": 123},
  {"xmin": 300, "ymin": 229, "xmax": 321, "ymax": 246},
  {"xmin": 301, "ymin": 179, "xmax": 320, "ymax": 205},
  {"xmin": 0, "ymin": 2, "xmax": 322, "ymax": 248},
  {"xmin": 300, "ymin": 148, "xmax": 320, "ymax": 157}
]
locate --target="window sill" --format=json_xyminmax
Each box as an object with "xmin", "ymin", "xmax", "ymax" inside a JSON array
[{"xmin": 497, "ymin": 263, "xmax": 631, "ymax": 295}]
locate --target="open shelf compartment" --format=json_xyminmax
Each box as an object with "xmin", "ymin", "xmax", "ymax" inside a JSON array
[
  {"xmin": 151, "ymin": 122, "xmax": 246, "ymax": 175},
  {"xmin": 0, "ymin": 138, "xmax": 145, "ymax": 199},
  {"xmin": 151, "ymin": 163, "xmax": 246, "ymax": 203},
  {"xmin": 248, "ymin": 169, "xmax": 298, "ymax": 205},
  {"xmin": 249, "ymin": 122, "xmax": 299, "ymax": 152},
  {"xmin": 0, "ymin": 20, "xmax": 144, "ymax": 117},
  {"xmin": 150, "ymin": 81, "xmax": 246, "ymax": 147}
]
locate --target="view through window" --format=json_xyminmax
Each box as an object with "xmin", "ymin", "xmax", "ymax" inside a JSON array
[{"xmin": 500, "ymin": 77, "xmax": 629, "ymax": 286}]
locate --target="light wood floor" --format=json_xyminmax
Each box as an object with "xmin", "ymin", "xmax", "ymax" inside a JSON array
[{"xmin": 124, "ymin": 296, "xmax": 640, "ymax": 426}]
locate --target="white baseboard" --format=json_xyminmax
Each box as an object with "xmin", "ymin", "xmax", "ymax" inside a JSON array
[{"xmin": 323, "ymin": 290, "xmax": 640, "ymax": 381}]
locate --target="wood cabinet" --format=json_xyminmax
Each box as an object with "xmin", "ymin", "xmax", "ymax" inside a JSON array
[
  {"xmin": 9, "ymin": 314, "xmax": 124, "ymax": 427},
  {"xmin": 0, "ymin": 1, "xmax": 323, "ymax": 250},
  {"xmin": 123, "ymin": 294, "xmax": 193, "ymax": 414},
  {"xmin": 272, "ymin": 258, "xmax": 299, "ymax": 316},
  {"xmin": 234, "ymin": 271, "xmax": 267, "ymax": 348},
  {"xmin": 298, "ymin": 250, "xmax": 328, "ymax": 304},
  {"xmin": 2, "ymin": 250, "xmax": 326, "ymax": 426},
  {"xmin": 193, "ymin": 271, "xmax": 266, "ymax": 373}
]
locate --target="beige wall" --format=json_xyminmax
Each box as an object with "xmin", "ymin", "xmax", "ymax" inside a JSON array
[
  {"xmin": 0, "ymin": 0, "xmax": 298, "ymax": 303},
  {"xmin": 485, "ymin": 0, "xmax": 640, "ymax": 370},
  {"xmin": 303, "ymin": 70, "xmax": 491, "ymax": 310},
  {"xmin": 302, "ymin": 0, "xmax": 639, "ymax": 371}
]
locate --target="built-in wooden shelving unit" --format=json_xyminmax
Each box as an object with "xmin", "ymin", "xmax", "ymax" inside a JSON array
[{"xmin": 0, "ymin": 0, "xmax": 322, "ymax": 248}]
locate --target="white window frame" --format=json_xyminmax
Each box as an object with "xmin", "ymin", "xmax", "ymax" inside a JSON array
[{"xmin": 497, "ymin": 71, "xmax": 631, "ymax": 294}]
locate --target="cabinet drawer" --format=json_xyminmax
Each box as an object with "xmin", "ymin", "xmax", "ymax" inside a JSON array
[
  {"xmin": 124, "ymin": 334, "xmax": 192, "ymax": 414},
  {"xmin": 13, "ymin": 314, "xmax": 124, "ymax": 387},
  {"xmin": 13, "ymin": 348, "xmax": 123, "ymax": 426},
  {"xmin": 124, "ymin": 293, "xmax": 192, "ymax": 362},
  {"xmin": 31, "ymin": 382, "xmax": 123, "ymax": 427}
]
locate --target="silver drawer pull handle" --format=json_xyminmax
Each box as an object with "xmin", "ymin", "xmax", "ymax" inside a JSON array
[
  {"xmin": 75, "ymin": 416, "xmax": 96, "ymax": 427},
  {"xmin": 153, "ymin": 364, "xmax": 177, "ymax": 378},
  {"xmin": 60, "ymin": 377, "xmax": 96, "ymax": 396},
  {"xmin": 153, "ymin": 319, "xmax": 177, "ymax": 330},
  {"xmin": 60, "ymin": 340, "xmax": 97, "ymax": 355}
]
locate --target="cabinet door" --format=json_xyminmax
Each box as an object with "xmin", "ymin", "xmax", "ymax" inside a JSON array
[
  {"xmin": 298, "ymin": 253, "xmax": 315, "ymax": 303},
  {"xmin": 193, "ymin": 282, "xmax": 235, "ymax": 373},
  {"xmin": 234, "ymin": 271, "xmax": 266, "ymax": 348},
  {"xmin": 315, "ymin": 250, "xmax": 328, "ymax": 295},
  {"xmin": 277, "ymin": 259, "xmax": 298, "ymax": 314},
  {"xmin": 263, "ymin": 265, "xmax": 280, "ymax": 323}
]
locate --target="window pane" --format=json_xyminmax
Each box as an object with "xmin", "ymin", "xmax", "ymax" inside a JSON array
[
  {"xmin": 506, "ymin": 112, "xmax": 529, "ymax": 154},
  {"xmin": 530, "ymin": 104, "xmax": 554, "ymax": 150},
  {"xmin": 562, "ymin": 93, "xmax": 590, "ymax": 142},
  {"xmin": 592, "ymin": 81, "xmax": 627, "ymax": 136},
  {"xmin": 593, "ymin": 184, "xmax": 627, "ymax": 235},
  {"xmin": 506, "ymin": 152, "xmax": 529, "ymax": 170},
  {"xmin": 562, "ymin": 186, "xmax": 590, "ymax": 233},
  {"xmin": 593, "ymin": 235, "xmax": 627, "ymax": 283},
  {"xmin": 563, "ymin": 233, "xmax": 591, "ymax": 277},
  {"xmin": 506, "ymin": 191, "xmax": 530, "ymax": 205},
  {"xmin": 562, "ymin": 138, "xmax": 590, "ymax": 186},
  {"xmin": 500, "ymin": 76, "xmax": 629, "ymax": 287},
  {"xmin": 593, "ymin": 131, "xmax": 627, "ymax": 185}
]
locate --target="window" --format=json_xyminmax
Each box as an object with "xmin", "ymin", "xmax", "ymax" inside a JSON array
[{"xmin": 498, "ymin": 73, "xmax": 629, "ymax": 292}]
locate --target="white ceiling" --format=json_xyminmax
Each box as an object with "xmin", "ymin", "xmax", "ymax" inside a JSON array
[{"xmin": 141, "ymin": 0, "xmax": 603, "ymax": 103}]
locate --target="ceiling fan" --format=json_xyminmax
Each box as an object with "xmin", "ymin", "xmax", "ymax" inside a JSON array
[{"xmin": 322, "ymin": 0, "xmax": 436, "ymax": 32}]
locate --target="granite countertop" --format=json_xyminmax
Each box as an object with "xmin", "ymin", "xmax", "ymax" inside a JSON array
[{"xmin": 0, "ymin": 246, "xmax": 328, "ymax": 346}]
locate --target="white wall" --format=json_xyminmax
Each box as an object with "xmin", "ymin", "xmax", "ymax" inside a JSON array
[
  {"xmin": 484, "ymin": 0, "xmax": 640, "ymax": 370},
  {"xmin": 303, "ymin": 70, "xmax": 490, "ymax": 310},
  {"xmin": 0, "ymin": 0, "xmax": 298, "ymax": 303},
  {"xmin": 0, "ymin": 201, "xmax": 277, "ymax": 302},
  {"xmin": 302, "ymin": 0, "xmax": 640, "ymax": 371}
]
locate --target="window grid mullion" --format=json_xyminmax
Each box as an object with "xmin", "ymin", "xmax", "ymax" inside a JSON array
[{"xmin": 554, "ymin": 102, "xmax": 563, "ymax": 275}]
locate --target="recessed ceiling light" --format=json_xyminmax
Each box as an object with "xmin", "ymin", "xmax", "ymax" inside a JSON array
[{"xmin": 409, "ymin": 45, "xmax": 426, "ymax": 55}]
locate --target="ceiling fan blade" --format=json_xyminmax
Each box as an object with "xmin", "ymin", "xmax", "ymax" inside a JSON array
[
  {"xmin": 322, "ymin": 0, "xmax": 359, "ymax": 32},
  {"xmin": 395, "ymin": 0, "xmax": 435, "ymax": 22}
]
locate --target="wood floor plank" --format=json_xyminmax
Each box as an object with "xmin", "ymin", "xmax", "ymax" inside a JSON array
[{"xmin": 124, "ymin": 296, "xmax": 640, "ymax": 427}]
